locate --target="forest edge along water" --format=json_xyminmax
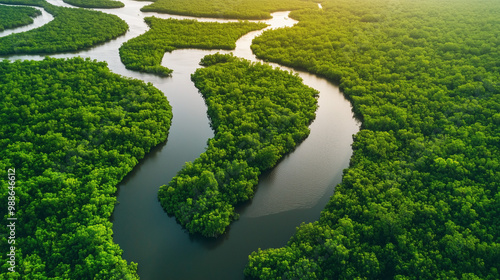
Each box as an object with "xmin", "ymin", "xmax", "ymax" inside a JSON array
[
  {"xmin": 0, "ymin": 3, "xmax": 53, "ymax": 37},
  {"xmin": 0, "ymin": 1, "xmax": 359, "ymax": 279}
]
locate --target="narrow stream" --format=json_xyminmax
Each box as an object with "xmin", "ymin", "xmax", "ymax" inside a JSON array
[{"xmin": 1, "ymin": 1, "xmax": 360, "ymax": 279}]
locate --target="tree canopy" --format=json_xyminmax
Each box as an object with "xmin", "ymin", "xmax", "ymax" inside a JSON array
[
  {"xmin": 140, "ymin": 0, "xmax": 318, "ymax": 20},
  {"xmin": 119, "ymin": 17, "xmax": 266, "ymax": 76},
  {"xmin": 0, "ymin": 57, "xmax": 172, "ymax": 279},
  {"xmin": 158, "ymin": 53, "xmax": 318, "ymax": 237},
  {"xmin": 0, "ymin": 0, "xmax": 128, "ymax": 54},
  {"xmin": 245, "ymin": 0, "xmax": 500, "ymax": 278},
  {"xmin": 62, "ymin": 0, "xmax": 124, "ymax": 9},
  {"xmin": 0, "ymin": 4, "xmax": 41, "ymax": 31}
]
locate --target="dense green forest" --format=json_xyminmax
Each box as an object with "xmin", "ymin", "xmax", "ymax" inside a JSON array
[
  {"xmin": 0, "ymin": 5, "xmax": 41, "ymax": 31},
  {"xmin": 119, "ymin": 17, "xmax": 266, "ymax": 76},
  {"xmin": 245, "ymin": 0, "xmax": 500, "ymax": 278},
  {"xmin": 0, "ymin": 0, "xmax": 44, "ymax": 6},
  {"xmin": 0, "ymin": 57, "xmax": 172, "ymax": 279},
  {"xmin": 1, "ymin": 0, "xmax": 498, "ymax": 278},
  {"xmin": 0, "ymin": 0, "xmax": 127, "ymax": 54},
  {"xmin": 63, "ymin": 0, "xmax": 124, "ymax": 9},
  {"xmin": 158, "ymin": 53, "xmax": 318, "ymax": 237},
  {"xmin": 140, "ymin": 0, "xmax": 318, "ymax": 19}
]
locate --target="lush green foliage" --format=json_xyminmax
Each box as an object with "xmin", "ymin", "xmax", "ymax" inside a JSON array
[
  {"xmin": 0, "ymin": 5, "xmax": 41, "ymax": 31},
  {"xmin": 0, "ymin": 0, "xmax": 44, "ymax": 6},
  {"xmin": 140, "ymin": 0, "xmax": 318, "ymax": 19},
  {"xmin": 0, "ymin": 1, "xmax": 127, "ymax": 54},
  {"xmin": 63, "ymin": 0, "xmax": 124, "ymax": 9},
  {"xmin": 158, "ymin": 54, "xmax": 318, "ymax": 237},
  {"xmin": 119, "ymin": 17, "xmax": 266, "ymax": 76},
  {"xmin": 245, "ymin": 0, "xmax": 500, "ymax": 278},
  {"xmin": 0, "ymin": 57, "xmax": 172, "ymax": 279}
]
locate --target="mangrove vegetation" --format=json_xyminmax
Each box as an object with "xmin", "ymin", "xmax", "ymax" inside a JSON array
[
  {"xmin": 245, "ymin": 0, "xmax": 500, "ymax": 278},
  {"xmin": 158, "ymin": 53, "xmax": 318, "ymax": 237},
  {"xmin": 0, "ymin": 57, "xmax": 172, "ymax": 279},
  {"xmin": 140, "ymin": 0, "xmax": 318, "ymax": 20},
  {"xmin": 62, "ymin": 0, "xmax": 124, "ymax": 9},
  {"xmin": 0, "ymin": 4, "xmax": 41, "ymax": 31},
  {"xmin": 0, "ymin": 0, "xmax": 127, "ymax": 54},
  {"xmin": 1, "ymin": 0, "xmax": 498, "ymax": 278},
  {"xmin": 119, "ymin": 17, "xmax": 266, "ymax": 76}
]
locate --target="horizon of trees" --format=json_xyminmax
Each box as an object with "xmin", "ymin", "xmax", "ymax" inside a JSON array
[
  {"xmin": 119, "ymin": 17, "xmax": 266, "ymax": 76},
  {"xmin": 62, "ymin": 0, "xmax": 124, "ymax": 9},
  {"xmin": 245, "ymin": 0, "xmax": 500, "ymax": 278}
]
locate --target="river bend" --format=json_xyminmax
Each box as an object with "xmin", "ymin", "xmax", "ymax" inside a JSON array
[{"xmin": 1, "ymin": 1, "xmax": 360, "ymax": 279}]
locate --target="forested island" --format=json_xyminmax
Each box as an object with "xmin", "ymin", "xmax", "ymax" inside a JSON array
[
  {"xmin": 158, "ymin": 53, "xmax": 318, "ymax": 237},
  {"xmin": 0, "ymin": 0, "xmax": 498, "ymax": 278},
  {"xmin": 0, "ymin": 57, "xmax": 172, "ymax": 279},
  {"xmin": 245, "ymin": 0, "xmax": 500, "ymax": 278},
  {"xmin": 62, "ymin": 0, "xmax": 124, "ymax": 9},
  {"xmin": 0, "ymin": 0, "xmax": 127, "ymax": 54},
  {"xmin": 0, "ymin": 4, "xmax": 41, "ymax": 31},
  {"xmin": 140, "ymin": 0, "xmax": 317, "ymax": 20},
  {"xmin": 119, "ymin": 17, "xmax": 266, "ymax": 76}
]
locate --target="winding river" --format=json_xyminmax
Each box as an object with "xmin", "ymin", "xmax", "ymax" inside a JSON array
[{"xmin": 1, "ymin": 1, "xmax": 360, "ymax": 279}]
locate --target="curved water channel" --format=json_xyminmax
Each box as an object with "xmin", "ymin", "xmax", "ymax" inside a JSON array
[
  {"xmin": 1, "ymin": 1, "xmax": 360, "ymax": 279},
  {"xmin": 0, "ymin": 4, "xmax": 53, "ymax": 37}
]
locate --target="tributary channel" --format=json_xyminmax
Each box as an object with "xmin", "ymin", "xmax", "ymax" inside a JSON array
[{"xmin": 1, "ymin": 1, "xmax": 360, "ymax": 279}]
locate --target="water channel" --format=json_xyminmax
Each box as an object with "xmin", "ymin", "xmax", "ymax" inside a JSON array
[{"xmin": 1, "ymin": 1, "xmax": 360, "ymax": 279}]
